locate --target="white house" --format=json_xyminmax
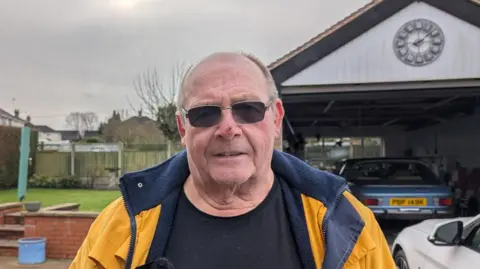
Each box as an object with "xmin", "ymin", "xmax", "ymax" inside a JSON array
[
  {"xmin": 34, "ymin": 125, "xmax": 62, "ymax": 143},
  {"xmin": 0, "ymin": 108, "xmax": 30, "ymax": 128}
]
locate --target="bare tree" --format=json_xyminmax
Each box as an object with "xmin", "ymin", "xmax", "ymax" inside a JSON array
[
  {"xmin": 65, "ymin": 112, "xmax": 84, "ymax": 134},
  {"xmin": 129, "ymin": 62, "xmax": 190, "ymax": 145},
  {"xmin": 81, "ymin": 112, "xmax": 99, "ymax": 131},
  {"xmin": 65, "ymin": 112, "xmax": 99, "ymax": 137}
]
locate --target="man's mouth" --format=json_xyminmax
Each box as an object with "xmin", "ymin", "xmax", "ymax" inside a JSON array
[{"xmin": 214, "ymin": 152, "xmax": 245, "ymax": 157}]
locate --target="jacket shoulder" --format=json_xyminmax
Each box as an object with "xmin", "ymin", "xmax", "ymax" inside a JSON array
[
  {"xmin": 88, "ymin": 197, "xmax": 130, "ymax": 238},
  {"xmin": 343, "ymin": 191, "xmax": 372, "ymax": 222},
  {"xmin": 70, "ymin": 197, "xmax": 131, "ymax": 268}
]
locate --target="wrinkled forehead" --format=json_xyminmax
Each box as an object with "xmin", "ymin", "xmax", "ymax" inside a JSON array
[{"xmin": 182, "ymin": 55, "xmax": 269, "ymax": 101}]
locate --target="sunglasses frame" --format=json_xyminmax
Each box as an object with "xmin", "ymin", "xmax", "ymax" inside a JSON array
[{"xmin": 181, "ymin": 98, "xmax": 275, "ymax": 127}]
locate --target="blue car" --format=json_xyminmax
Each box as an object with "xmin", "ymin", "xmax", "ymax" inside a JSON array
[{"xmin": 338, "ymin": 158, "xmax": 454, "ymax": 221}]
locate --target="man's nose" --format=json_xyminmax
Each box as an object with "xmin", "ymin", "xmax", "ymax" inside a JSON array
[{"xmin": 215, "ymin": 109, "xmax": 240, "ymax": 139}]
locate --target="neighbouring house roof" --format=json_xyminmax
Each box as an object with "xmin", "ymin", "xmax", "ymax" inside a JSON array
[
  {"xmin": 83, "ymin": 131, "xmax": 100, "ymax": 137},
  {"xmin": 33, "ymin": 125, "xmax": 56, "ymax": 133},
  {"xmin": 58, "ymin": 130, "xmax": 99, "ymax": 141},
  {"xmin": 123, "ymin": 116, "xmax": 155, "ymax": 125},
  {"xmin": 0, "ymin": 108, "xmax": 16, "ymax": 120},
  {"xmin": 100, "ymin": 112, "xmax": 167, "ymax": 144},
  {"xmin": 0, "ymin": 108, "xmax": 20, "ymax": 121},
  {"xmin": 268, "ymin": 0, "xmax": 480, "ymax": 85}
]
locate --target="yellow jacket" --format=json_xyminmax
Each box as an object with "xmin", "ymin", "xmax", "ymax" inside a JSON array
[{"xmin": 70, "ymin": 150, "xmax": 395, "ymax": 269}]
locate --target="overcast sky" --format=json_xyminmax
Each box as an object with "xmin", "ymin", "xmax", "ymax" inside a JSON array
[{"xmin": 0, "ymin": 0, "xmax": 368, "ymax": 130}]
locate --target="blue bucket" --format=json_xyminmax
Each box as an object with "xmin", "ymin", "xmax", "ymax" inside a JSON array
[{"xmin": 18, "ymin": 237, "xmax": 46, "ymax": 264}]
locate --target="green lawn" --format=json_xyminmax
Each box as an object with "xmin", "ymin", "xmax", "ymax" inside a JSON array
[{"xmin": 0, "ymin": 188, "xmax": 121, "ymax": 212}]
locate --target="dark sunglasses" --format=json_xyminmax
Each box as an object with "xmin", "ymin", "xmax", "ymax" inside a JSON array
[{"xmin": 182, "ymin": 99, "xmax": 274, "ymax": 128}]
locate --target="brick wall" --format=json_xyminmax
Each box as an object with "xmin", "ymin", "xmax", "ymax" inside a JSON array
[
  {"xmin": 0, "ymin": 244, "xmax": 17, "ymax": 256},
  {"xmin": 23, "ymin": 211, "xmax": 98, "ymax": 259},
  {"xmin": 0, "ymin": 202, "xmax": 23, "ymax": 224}
]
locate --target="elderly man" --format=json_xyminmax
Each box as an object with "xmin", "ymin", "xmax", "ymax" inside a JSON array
[{"xmin": 70, "ymin": 52, "xmax": 395, "ymax": 269}]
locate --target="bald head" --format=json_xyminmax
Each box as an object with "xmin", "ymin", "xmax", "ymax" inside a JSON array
[{"xmin": 176, "ymin": 52, "xmax": 278, "ymax": 113}]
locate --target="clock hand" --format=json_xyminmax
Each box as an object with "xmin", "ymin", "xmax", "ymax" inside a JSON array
[{"xmin": 413, "ymin": 29, "xmax": 434, "ymax": 46}]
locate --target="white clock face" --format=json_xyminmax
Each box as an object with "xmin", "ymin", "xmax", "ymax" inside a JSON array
[{"xmin": 393, "ymin": 19, "xmax": 445, "ymax": 66}]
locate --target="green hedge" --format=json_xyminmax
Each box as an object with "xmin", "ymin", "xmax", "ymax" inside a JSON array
[
  {"xmin": 0, "ymin": 127, "xmax": 21, "ymax": 188},
  {"xmin": 0, "ymin": 126, "xmax": 38, "ymax": 189}
]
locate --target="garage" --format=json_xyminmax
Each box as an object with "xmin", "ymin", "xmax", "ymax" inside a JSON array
[{"xmin": 269, "ymin": 0, "xmax": 480, "ymax": 215}]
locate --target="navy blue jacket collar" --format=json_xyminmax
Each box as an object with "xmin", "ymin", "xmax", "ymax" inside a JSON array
[{"xmin": 119, "ymin": 149, "xmax": 348, "ymax": 216}]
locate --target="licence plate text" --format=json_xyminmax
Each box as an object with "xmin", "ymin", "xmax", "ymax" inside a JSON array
[{"xmin": 389, "ymin": 198, "xmax": 427, "ymax": 206}]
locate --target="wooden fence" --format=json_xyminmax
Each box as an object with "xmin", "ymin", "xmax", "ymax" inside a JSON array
[{"xmin": 34, "ymin": 150, "xmax": 177, "ymax": 178}]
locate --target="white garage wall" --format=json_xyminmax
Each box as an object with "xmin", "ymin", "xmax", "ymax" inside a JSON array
[
  {"xmin": 384, "ymin": 111, "xmax": 480, "ymax": 168},
  {"xmin": 282, "ymin": 1, "xmax": 480, "ymax": 86}
]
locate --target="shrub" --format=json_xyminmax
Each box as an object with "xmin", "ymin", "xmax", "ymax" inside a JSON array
[{"xmin": 28, "ymin": 174, "xmax": 81, "ymax": 189}]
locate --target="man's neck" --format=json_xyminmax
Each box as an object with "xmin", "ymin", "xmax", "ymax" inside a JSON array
[{"xmin": 183, "ymin": 171, "xmax": 275, "ymax": 217}]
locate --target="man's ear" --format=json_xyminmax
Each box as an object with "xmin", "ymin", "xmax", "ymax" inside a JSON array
[
  {"xmin": 176, "ymin": 113, "xmax": 186, "ymax": 146},
  {"xmin": 273, "ymin": 99, "xmax": 284, "ymax": 137}
]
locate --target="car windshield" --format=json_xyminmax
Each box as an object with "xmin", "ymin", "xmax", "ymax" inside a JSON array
[{"xmin": 341, "ymin": 160, "xmax": 440, "ymax": 185}]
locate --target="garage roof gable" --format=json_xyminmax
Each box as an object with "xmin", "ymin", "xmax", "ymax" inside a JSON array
[{"xmin": 269, "ymin": 0, "xmax": 480, "ymax": 86}]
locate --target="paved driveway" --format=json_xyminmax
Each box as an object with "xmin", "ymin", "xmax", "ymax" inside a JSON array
[
  {"xmin": 380, "ymin": 219, "xmax": 417, "ymax": 250},
  {"xmin": 0, "ymin": 257, "xmax": 71, "ymax": 269}
]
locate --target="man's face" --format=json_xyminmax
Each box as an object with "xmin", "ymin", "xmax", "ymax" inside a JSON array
[{"xmin": 176, "ymin": 56, "xmax": 284, "ymax": 186}]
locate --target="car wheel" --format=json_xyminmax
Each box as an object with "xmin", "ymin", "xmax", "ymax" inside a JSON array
[{"xmin": 394, "ymin": 250, "xmax": 409, "ymax": 269}]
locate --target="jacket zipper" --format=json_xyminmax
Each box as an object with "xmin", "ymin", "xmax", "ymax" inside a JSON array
[
  {"xmin": 322, "ymin": 184, "xmax": 348, "ymax": 246},
  {"xmin": 120, "ymin": 178, "xmax": 137, "ymax": 269}
]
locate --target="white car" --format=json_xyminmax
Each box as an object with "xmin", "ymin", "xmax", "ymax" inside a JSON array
[{"xmin": 391, "ymin": 214, "xmax": 480, "ymax": 269}]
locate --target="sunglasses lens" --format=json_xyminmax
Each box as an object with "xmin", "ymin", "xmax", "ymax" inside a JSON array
[
  {"xmin": 232, "ymin": 101, "xmax": 266, "ymax": 124},
  {"xmin": 187, "ymin": 106, "xmax": 221, "ymax": 127},
  {"xmin": 186, "ymin": 101, "xmax": 269, "ymax": 128}
]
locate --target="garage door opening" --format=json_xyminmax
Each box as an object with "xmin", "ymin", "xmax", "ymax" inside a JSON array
[{"xmin": 281, "ymin": 84, "xmax": 480, "ymax": 171}]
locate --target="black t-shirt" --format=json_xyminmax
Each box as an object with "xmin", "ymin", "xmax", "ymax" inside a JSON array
[{"xmin": 163, "ymin": 178, "xmax": 304, "ymax": 269}]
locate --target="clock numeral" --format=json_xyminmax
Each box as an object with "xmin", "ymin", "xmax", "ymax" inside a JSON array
[
  {"xmin": 405, "ymin": 25, "xmax": 414, "ymax": 32},
  {"xmin": 433, "ymin": 38, "xmax": 442, "ymax": 45},
  {"xmin": 396, "ymin": 40, "xmax": 406, "ymax": 47},
  {"xmin": 405, "ymin": 54, "xmax": 414, "ymax": 62},
  {"xmin": 415, "ymin": 21, "xmax": 423, "ymax": 29},
  {"xmin": 398, "ymin": 32, "xmax": 408, "ymax": 39},
  {"xmin": 431, "ymin": 30, "xmax": 440, "ymax": 37},
  {"xmin": 431, "ymin": 46, "xmax": 440, "ymax": 54},
  {"xmin": 424, "ymin": 23, "xmax": 433, "ymax": 32},
  {"xmin": 424, "ymin": 53, "xmax": 434, "ymax": 61},
  {"xmin": 416, "ymin": 55, "xmax": 424, "ymax": 64},
  {"xmin": 399, "ymin": 48, "xmax": 408, "ymax": 56}
]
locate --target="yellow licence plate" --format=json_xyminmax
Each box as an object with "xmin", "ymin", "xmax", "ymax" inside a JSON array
[{"xmin": 389, "ymin": 198, "xmax": 427, "ymax": 206}]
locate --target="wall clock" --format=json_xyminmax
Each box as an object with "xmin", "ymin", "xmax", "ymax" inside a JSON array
[{"xmin": 393, "ymin": 18, "xmax": 445, "ymax": 66}]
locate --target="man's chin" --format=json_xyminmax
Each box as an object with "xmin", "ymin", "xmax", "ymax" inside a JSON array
[{"xmin": 209, "ymin": 169, "xmax": 254, "ymax": 185}]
